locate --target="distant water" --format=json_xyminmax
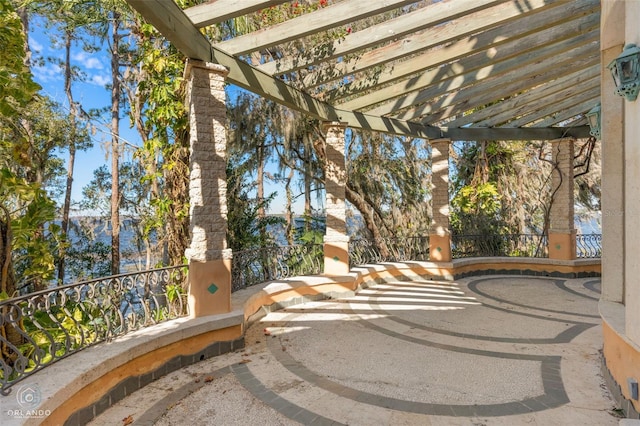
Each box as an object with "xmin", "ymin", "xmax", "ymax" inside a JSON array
[{"xmin": 62, "ymin": 213, "xmax": 598, "ymax": 281}]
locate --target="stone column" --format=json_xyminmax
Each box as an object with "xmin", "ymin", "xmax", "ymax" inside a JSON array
[
  {"xmin": 323, "ymin": 122, "xmax": 350, "ymax": 275},
  {"xmin": 184, "ymin": 60, "xmax": 232, "ymax": 317},
  {"xmin": 548, "ymin": 138, "xmax": 576, "ymax": 260},
  {"xmin": 429, "ymin": 139, "xmax": 452, "ymax": 262},
  {"xmin": 624, "ymin": 0, "xmax": 640, "ymax": 345},
  {"xmin": 601, "ymin": 1, "xmax": 626, "ymax": 303}
]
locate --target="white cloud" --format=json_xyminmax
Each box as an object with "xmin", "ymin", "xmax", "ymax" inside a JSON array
[
  {"xmin": 90, "ymin": 74, "xmax": 111, "ymax": 86},
  {"xmin": 72, "ymin": 51, "xmax": 104, "ymax": 70},
  {"xmin": 29, "ymin": 36, "xmax": 44, "ymax": 53},
  {"xmin": 33, "ymin": 63, "xmax": 63, "ymax": 83}
]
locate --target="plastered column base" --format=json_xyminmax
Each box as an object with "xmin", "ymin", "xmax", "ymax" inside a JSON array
[
  {"xmin": 429, "ymin": 234, "xmax": 452, "ymax": 262},
  {"xmin": 188, "ymin": 259, "xmax": 232, "ymax": 317},
  {"xmin": 548, "ymin": 231, "xmax": 576, "ymax": 261},
  {"xmin": 324, "ymin": 241, "xmax": 350, "ymax": 276},
  {"xmin": 602, "ymin": 308, "xmax": 640, "ymax": 414}
]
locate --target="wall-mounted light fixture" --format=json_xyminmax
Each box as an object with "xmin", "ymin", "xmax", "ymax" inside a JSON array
[
  {"xmin": 607, "ymin": 43, "xmax": 640, "ymax": 102},
  {"xmin": 586, "ymin": 103, "xmax": 601, "ymax": 139}
]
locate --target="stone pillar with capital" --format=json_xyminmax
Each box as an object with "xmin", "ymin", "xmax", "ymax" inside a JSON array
[
  {"xmin": 548, "ymin": 138, "xmax": 576, "ymax": 260},
  {"xmin": 429, "ymin": 139, "xmax": 452, "ymax": 262},
  {"xmin": 184, "ymin": 59, "xmax": 232, "ymax": 317},
  {"xmin": 323, "ymin": 122, "xmax": 350, "ymax": 275}
]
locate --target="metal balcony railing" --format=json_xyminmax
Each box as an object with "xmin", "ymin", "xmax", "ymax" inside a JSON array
[
  {"xmin": 349, "ymin": 236, "xmax": 430, "ymax": 266},
  {"xmin": 576, "ymin": 233, "xmax": 602, "ymax": 258},
  {"xmin": 0, "ymin": 265, "xmax": 188, "ymax": 394},
  {"xmin": 231, "ymin": 244, "xmax": 323, "ymax": 292},
  {"xmin": 451, "ymin": 234, "xmax": 549, "ymax": 259}
]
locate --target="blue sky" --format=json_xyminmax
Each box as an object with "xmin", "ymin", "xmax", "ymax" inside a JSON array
[
  {"xmin": 27, "ymin": 18, "xmax": 310, "ymax": 216},
  {"xmin": 29, "ymin": 24, "xmax": 141, "ymax": 212}
]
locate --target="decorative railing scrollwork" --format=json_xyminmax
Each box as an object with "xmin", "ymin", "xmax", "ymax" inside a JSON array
[
  {"xmin": 576, "ymin": 233, "xmax": 602, "ymax": 258},
  {"xmin": 231, "ymin": 244, "xmax": 323, "ymax": 292},
  {"xmin": 349, "ymin": 237, "xmax": 430, "ymax": 266},
  {"xmin": 0, "ymin": 265, "xmax": 188, "ymax": 394}
]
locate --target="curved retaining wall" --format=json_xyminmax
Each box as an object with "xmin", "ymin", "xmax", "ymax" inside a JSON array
[{"xmin": 1, "ymin": 258, "xmax": 601, "ymax": 425}]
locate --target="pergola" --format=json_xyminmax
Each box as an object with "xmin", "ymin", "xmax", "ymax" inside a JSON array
[
  {"xmin": 127, "ymin": 0, "xmax": 598, "ymax": 141},
  {"xmin": 124, "ymin": 0, "xmax": 599, "ymax": 318}
]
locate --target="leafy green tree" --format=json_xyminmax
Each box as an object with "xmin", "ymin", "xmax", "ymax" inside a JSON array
[
  {"xmin": 345, "ymin": 130, "xmax": 431, "ymax": 240},
  {"xmin": 226, "ymin": 155, "xmax": 283, "ymax": 251},
  {"xmin": 0, "ymin": 0, "xmax": 67, "ymax": 296}
]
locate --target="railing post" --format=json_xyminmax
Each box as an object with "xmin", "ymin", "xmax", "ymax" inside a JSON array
[
  {"xmin": 548, "ymin": 138, "xmax": 576, "ymax": 260},
  {"xmin": 184, "ymin": 60, "xmax": 232, "ymax": 317},
  {"xmin": 322, "ymin": 121, "xmax": 350, "ymax": 275},
  {"xmin": 429, "ymin": 139, "xmax": 452, "ymax": 262}
]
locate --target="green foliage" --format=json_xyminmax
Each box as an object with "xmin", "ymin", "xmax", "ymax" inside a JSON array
[
  {"xmin": 0, "ymin": 168, "xmax": 59, "ymax": 292},
  {"xmin": 346, "ymin": 130, "xmax": 431, "ymax": 238},
  {"xmin": 0, "ymin": 0, "xmax": 40, "ymax": 117},
  {"xmin": 295, "ymin": 214, "xmax": 325, "ymax": 245},
  {"xmin": 226, "ymin": 161, "xmax": 284, "ymax": 250},
  {"xmin": 449, "ymin": 139, "xmax": 580, "ymax": 241}
]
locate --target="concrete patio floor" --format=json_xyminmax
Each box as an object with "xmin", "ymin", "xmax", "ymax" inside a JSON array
[{"xmin": 89, "ymin": 275, "xmax": 620, "ymax": 425}]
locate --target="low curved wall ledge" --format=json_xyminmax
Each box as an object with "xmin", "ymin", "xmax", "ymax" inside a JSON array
[{"xmin": 1, "ymin": 258, "xmax": 601, "ymax": 425}]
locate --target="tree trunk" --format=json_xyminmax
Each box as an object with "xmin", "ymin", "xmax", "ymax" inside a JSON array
[
  {"xmin": 58, "ymin": 30, "xmax": 76, "ymax": 285},
  {"xmin": 303, "ymin": 134, "xmax": 312, "ymax": 233},
  {"xmin": 110, "ymin": 13, "xmax": 121, "ymax": 275},
  {"xmin": 165, "ymin": 137, "xmax": 190, "ymax": 266},
  {"xmin": 257, "ymin": 141, "xmax": 267, "ymax": 243},
  {"xmin": 284, "ymin": 166, "xmax": 295, "ymax": 245},
  {"xmin": 0, "ymin": 206, "xmax": 23, "ymax": 364}
]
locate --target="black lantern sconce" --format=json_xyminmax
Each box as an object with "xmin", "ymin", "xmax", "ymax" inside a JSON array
[{"xmin": 607, "ymin": 43, "xmax": 640, "ymax": 102}]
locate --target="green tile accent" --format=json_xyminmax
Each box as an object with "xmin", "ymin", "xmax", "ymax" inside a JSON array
[
  {"xmin": 207, "ymin": 283, "xmax": 218, "ymax": 294},
  {"xmin": 333, "ymin": 256, "xmax": 340, "ymax": 262},
  {"xmin": 555, "ymin": 244, "xmax": 561, "ymax": 250},
  {"xmin": 437, "ymin": 247, "xmax": 442, "ymax": 252}
]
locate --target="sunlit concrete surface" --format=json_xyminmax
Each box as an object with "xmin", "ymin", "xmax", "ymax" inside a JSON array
[{"xmin": 90, "ymin": 275, "xmax": 619, "ymax": 426}]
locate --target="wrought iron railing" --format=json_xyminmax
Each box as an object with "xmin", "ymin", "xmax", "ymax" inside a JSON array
[
  {"xmin": 349, "ymin": 237, "xmax": 430, "ymax": 266},
  {"xmin": 452, "ymin": 234, "xmax": 549, "ymax": 258},
  {"xmin": 576, "ymin": 233, "xmax": 602, "ymax": 258},
  {"xmin": 231, "ymin": 244, "xmax": 323, "ymax": 292},
  {"xmin": 0, "ymin": 265, "xmax": 188, "ymax": 394}
]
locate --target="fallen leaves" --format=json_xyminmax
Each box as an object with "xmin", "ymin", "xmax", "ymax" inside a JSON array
[{"xmin": 122, "ymin": 415, "xmax": 133, "ymax": 425}]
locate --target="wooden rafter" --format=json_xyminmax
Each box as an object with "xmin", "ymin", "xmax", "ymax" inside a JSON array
[
  {"xmin": 214, "ymin": 0, "xmax": 418, "ymax": 56},
  {"xmin": 339, "ymin": 15, "xmax": 599, "ymax": 112},
  {"xmin": 257, "ymin": 0, "xmax": 508, "ymax": 76},
  {"xmin": 367, "ymin": 32, "xmax": 598, "ymax": 118},
  {"xmin": 328, "ymin": 0, "xmax": 599, "ymax": 102},
  {"xmin": 300, "ymin": 0, "xmax": 566, "ymax": 89},
  {"xmin": 447, "ymin": 66, "xmax": 600, "ymax": 128},
  {"xmin": 184, "ymin": 0, "xmax": 290, "ymax": 28}
]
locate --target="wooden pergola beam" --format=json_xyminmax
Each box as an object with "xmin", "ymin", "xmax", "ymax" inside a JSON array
[{"xmin": 125, "ymin": 0, "xmax": 593, "ymax": 141}]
